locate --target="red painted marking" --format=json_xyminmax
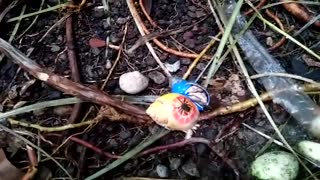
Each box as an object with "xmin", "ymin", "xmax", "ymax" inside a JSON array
[{"xmin": 171, "ymin": 95, "xmax": 198, "ymax": 125}]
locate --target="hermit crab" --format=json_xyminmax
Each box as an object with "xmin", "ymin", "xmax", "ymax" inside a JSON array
[
  {"xmin": 146, "ymin": 93, "xmax": 200, "ymax": 139},
  {"xmin": 146, "ymin": 78, "xmax": 210, "ymax": 139}
]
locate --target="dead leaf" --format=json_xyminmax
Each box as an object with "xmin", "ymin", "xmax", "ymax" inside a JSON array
[
  {"xmin": 89, "ymin": 38, "xmax": 106, "ymax": 48},
  {"xmin": 302, "ymin": 54, "xmax": 320, "ymax": 68},
  {"xmin": 0, "ymin": 148, "xmax": 23, "ymax": 180},
  {"xmin": 224, "ymin": 74, "xmax": 246, "ymax": 97}
]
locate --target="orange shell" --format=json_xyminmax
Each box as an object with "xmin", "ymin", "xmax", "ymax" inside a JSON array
[{"xmin": 146, "ymin": 93, "xmax": 199, "ymax": 131}]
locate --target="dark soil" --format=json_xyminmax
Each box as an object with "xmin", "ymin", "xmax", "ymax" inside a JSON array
[{"xmin": 0, "ymin": 0, "xmax": 320, "ymax": 179}]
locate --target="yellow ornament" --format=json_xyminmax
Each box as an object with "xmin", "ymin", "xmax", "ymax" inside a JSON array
[{"xmin": 146, "ymin": 93, "xmax": 200, "ymax": 138}]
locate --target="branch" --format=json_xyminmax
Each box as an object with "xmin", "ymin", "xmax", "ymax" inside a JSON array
[{"xmin": 0, "ymin": 38, "xmax": 151, "ymax": 122}]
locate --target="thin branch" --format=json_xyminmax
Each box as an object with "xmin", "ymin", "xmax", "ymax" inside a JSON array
[
  {"xmin": 66, "ymin": 12, "xmax": 82, "ymax": 124},
  {"xmin": 9, "ymin": 118, "xmax": 96, "ymax": 132},
  {"xmin": 0, "ymin": 124, "xmax": 73, "ymax": 179},
  {"xmin": 46, "ymin": 133, "xmax": 120, "ymax": 159},
  {"xmin": 127, "ymin": 0, "xmax": 210, "ymax": 60},
  {"xmin": 126, "ymin": 0, "xmax": 172, "ymax": 79},
  {"xmin": 0, "ymin": 38, "xmax": 151, "ymax": 122}
]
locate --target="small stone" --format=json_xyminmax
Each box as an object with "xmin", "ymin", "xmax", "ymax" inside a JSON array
[
  {"xmin": 148, "ymin": 71, "xmax": 166, "ymax": 84},
  {"xmin": 111, "ymin": 0, "xmax": 121, "ymax": 7},
  {"xmin": 266, "ymin": 37, "xmax": 274, "ymax": 47},
  {"xmin": 181, "ymin": 58, "xmax": 191, "ymax": 65},
  {"xmin": 159, "ymin": 53, "xmax": 168, "ymax": 61},
  {"xmin": 128, "ymin": 132, "xmax": 143, "ymax": 147},
  {"xmin": 58, "ymin": 53, "xmax": 67, "ymax": 61},
  {"xmin": 57, "ymin": 35, "xmax": 63, "ymax": 42},
  {"xmin": 196, "ymin": 144, "xmax": 208, "ymax": 155},
  {"xmin": 119, "ymin": 130, "xmax": 132, "ymax": 139},
  {"xmin": 188, "ymin": 11, "xmax": 196, "ymax": 18},
  {"xmin": 50, "ymin": 44, "xmax": 60, "ymax": 52},
  {"xmin": 203, "ymin": 127, "xmax": 218, "ymax": 139},
  {"xmin": 91, "ymin": 48, "xmax": 101, "ymax": 55},
  {"xmin": 169, "ymin": 158, "xmax": 181, "ymax": 170},
  {"xmin": 188, "ymin": 5, "xmax": 197, "ymax": 12},
  {"xmin": 158, "ymin": 19, "xmax": 168, "ymax": 25},
  {"xmin": 182, "ymin": 162, "xmax": 199, "ymax": 177},
  {"xmin": 106, "ymin": 79, "xmax": 118, "ymax": 91},
  {"xmin": 105, "ymin": 60, "xmax": 112, "ymax": 69},
  {"xmin": 102, "ymin": 20, "xmax": 110, "ymax": 30},
  {"xmin": 196, "ymin": 63, "xmax": 206, "ymax": 71},
  {"xmin": 196, "ymin": 10, "xmax": 206, "ymax": 18},
  {"xmin": 106, "ymin": 126, "xmax": 113, "ymax": 131},
  {"xmin": 185, "ymin": 39, "xmax": 196, "ymax": 49},
  {"xmin": 116, "ymin": 17, "xmax": 127, "ymax": 25},
  {"xmin": 156, "ymin": 164, "xmax": 169, "ymax": 178},
  {"xmin": 46, "ymin": 91, "xmax": 62, "ymax": 99},
  {"xmin": 110, "ymin": 34, "xmax": 120, "ymax": 43},
  {"xmin": 94, "ymin": 8, "xmax": 104, "ymax": 18},
  {"xmin": 119, "ymin": 71, "xmax": 149, "ymax": 94},
  {"xmin": 167, "ymin": 55, "xmax": 178, "ymax": 63},
  {"xmin": 85, "ymin": 65, "xmax": 94, "ymax": 78},
  {"xmin": 192, "ymin": 25, "xmax": 199, "ymax": 31},
  {"xmin": 108, "ymin": 139, "xmax": 118, "ymax": 148},
  {"xmin": 164, "ymin": 61, "xmax": 180, "ymax": 73},
  {"xmin": 199, "ymin": 25, "xmax": 208, "ymax": 34},
  {"xmin": 183, "ymin": 31, "xmax": 193, "ymax": 40},
  {"xmin": 145, "ymin": 56, "xmax": 157, "ymax": 67}
]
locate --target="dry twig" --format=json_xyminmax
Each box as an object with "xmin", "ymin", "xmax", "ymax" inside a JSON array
[
  {"xmin": 281, "ymin": 0, "xmax": 320, "ymax": 28},
  {"xmin": 128, "ymin": 0, "xmax": 211, "ymax": 59},
  {"xmin": 66, "ymin": 12, "xmax": 82, "ymax": 124},
  {"xmin": 245, "ymin": 0, "xmax": 287, "ymax": 50},
  {"xmin": 0, "ymin": 38, "xmax": 151, "ymax": 122}
]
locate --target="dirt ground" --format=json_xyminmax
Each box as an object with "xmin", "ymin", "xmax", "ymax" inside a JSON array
[{"xmin": 0, "ymin": 0, "xmax": 320, "ymax": 179}]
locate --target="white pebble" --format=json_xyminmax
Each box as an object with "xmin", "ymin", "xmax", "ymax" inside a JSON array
[
  {"xmin": 119, "ymin": 71, "xmax": 149, "ymax": 94},
  {"xmin": 156, "ymin": 164, "xmax": 169, "ymax": 178},
  {"xmin": 105, "ymin": 60, "xmax": 112, "ymax": 69}
]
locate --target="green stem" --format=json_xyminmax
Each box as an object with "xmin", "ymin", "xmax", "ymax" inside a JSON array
[
  {"xmin": 204, "ymin": 0, "xmax": 244, "ymax": 87},
  {"xmin": 85, "ymin": 129, "xmax": 170, "ymax": 180}
]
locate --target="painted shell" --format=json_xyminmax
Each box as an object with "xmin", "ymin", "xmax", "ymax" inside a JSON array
[
  {"xmin": 171, "ymin": 77, "xmax": 210, "ymax": 111},
  {"xmin": 146, "ymin": 93, "xmax": 199, "ymax": 132}
]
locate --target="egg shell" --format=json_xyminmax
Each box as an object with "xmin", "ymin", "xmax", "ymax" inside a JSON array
[{"xmin": 251, "ymin": 151, "xmax": 299, "ymax": 180}]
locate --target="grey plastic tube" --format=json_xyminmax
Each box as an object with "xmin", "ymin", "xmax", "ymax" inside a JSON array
[{"xmin": 223, "ymin": 0, "xmax": 320, "ymax": 138}]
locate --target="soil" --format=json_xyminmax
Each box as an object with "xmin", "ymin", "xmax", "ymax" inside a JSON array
[{"xmin": 0, "ymin": 0, "xmax": 319, "ymax": 179}]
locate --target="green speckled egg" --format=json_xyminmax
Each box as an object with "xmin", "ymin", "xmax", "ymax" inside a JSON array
[{"xmin": 251, "ymin": 151, "xmax": 299, "ymax": 180}]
